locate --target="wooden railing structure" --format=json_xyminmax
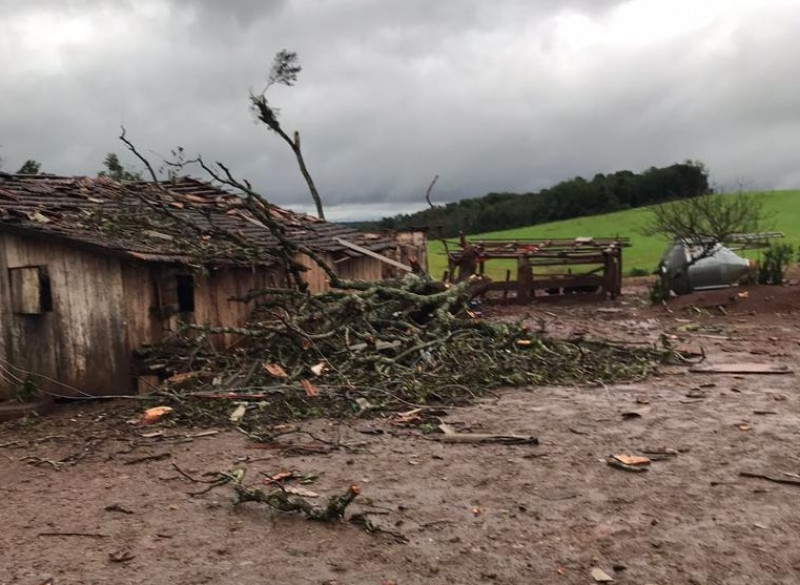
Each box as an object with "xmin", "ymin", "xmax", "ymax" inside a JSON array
[{"xmin": 447, "ymin": 235, "xmax": 631, "ymax": 302}]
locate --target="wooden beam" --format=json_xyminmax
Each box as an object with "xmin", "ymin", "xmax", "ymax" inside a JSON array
[{"xmin": 332, "ymin": 237, "xmax": 412, "ymax": 272}]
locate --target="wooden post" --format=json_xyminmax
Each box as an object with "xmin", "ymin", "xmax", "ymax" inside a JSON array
[{"xmin": 517, "ymin": 255, "xmax": 532, "ymax": 302}]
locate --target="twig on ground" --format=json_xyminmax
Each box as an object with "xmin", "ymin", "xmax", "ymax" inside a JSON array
[
  {"xmin": 37, "ymin": 532, "xmax": 108, "ymax": 538},
  {"xmin": 740, "ymin": 471, "xmax": 800, "ymax": 487},
  {"xmin": 123, "ymin": 452, "xmax": 172, "ymax": 465}
]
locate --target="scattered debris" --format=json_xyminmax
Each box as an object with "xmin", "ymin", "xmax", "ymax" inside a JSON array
[
  {"xmin": 264, "ymin": 470, "xmax": 298, "ymax": 484},
  {"xmin": 591, "ymin": 566, "xmax": 614, "ymax": 582},
  {"xmin": 108, "ymin": 550, "xmax": 135, "ymax": 563},
  {"xmin": 141, "ymin": 406, "xmax": 174, "ymax": 425},
  {"xmin": 135, "ymin": 257, "xmax": 681, "ymax": 432},
  {"xmin": 37, "ymin": 532, "xmax": 108, "ymax": 539},
  {"xmin": 387, "ymin": 408, "xmax": 449, "ymax": 429},
  {"xmin": 568, "ymin": 426, "xmax": 591, "ymax": 436},
  {"xmin": 21, "ymin": 436, "xmax": 106, "ymax": 470},
  {"xmin": 123, "ymin": 452, "xmax": 171, "ymax": 465},
  {"xmin": 739, "ymin": 471, "xmax": 800, "ymax": 487},
  {"xmin": 229, "ymin": 403, "xmax": 247, "ymax": 423},
  {"xmin": 620, "ymin": 407, "xmax": 650, "ymax": 419},
  {"xmin": 434, "ymin": 423, "xmax": 538, "ymax": 445},
  {"xmin": 104, "ymin": 503, "xmax": 134, "ymax": 515},
  {"xmin": 283, "ymin": 485, "xmax": 320, "ymax": 498},
  {"xmin": 173, "ymin": 464, "xmax": 358, "ymax": 521},
  {"xmin": 689, "ymin": 363, "xmax": 793, "ymax": 375},
  {"xmin": 607, "ymin": 454, "xmax": 650, "ymax": 472},
  {"xmin": 641, "ymin": 447, "xmax": 679, "ymax": 460},
  {"xmin": 301, "ymin": 379, "xmax": 319, "ymax": 397},
  {"xmin": 349, "ymin": 513, "xmax": 408, "ymax": 543},
  {"xmin": 263, "ymin": 363, "xmax": 288, "ymax": 378},
  {"xmin": 613, "ymin": 454, "xmax": 651, "ymax": 466}
]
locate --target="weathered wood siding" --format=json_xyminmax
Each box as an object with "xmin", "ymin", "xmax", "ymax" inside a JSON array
[
  {"xmin": 358, "ymin": 230, "xmax": 428, "ymax": 277},
  {"xmin": 394, "ymin": 230, "xmax": 428, "ymax": 272},
  {"xmin": 0, "ymin": 232, "xmax": 284, "ymax": 399},
  {"xmin": 0, "ymin": 233, "xmax": 129, "ymax": 398},
  {"xmin": 190, "ymin": 266, "xmax": 283, "ymax": 347},
  {"xmin": 295, "ymin": 253, "xmax": 385, "ymax": 293},
  {"xmin": 335, "ymin": 255, "xmax": 384, "ymax": 282}
]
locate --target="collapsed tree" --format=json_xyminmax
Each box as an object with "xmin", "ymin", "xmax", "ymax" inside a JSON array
[
  {"xmin": 113, "ymin": 46, "xmax": 688, "ymax": 427},
  {"xmin": 114, "ymin": 136, "xmax": 683, "ymax": 432}
]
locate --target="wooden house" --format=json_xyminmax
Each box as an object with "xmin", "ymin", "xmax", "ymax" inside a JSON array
[{"xmin": 0, "ymin": 173, "xmax": 396, "ymax": 399}]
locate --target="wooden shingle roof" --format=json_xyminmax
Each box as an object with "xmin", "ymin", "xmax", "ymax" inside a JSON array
[{"xmin": 0, "ymin": 173, "xmax": 393, "ymax": 266}]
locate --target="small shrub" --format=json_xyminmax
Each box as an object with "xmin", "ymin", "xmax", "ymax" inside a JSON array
[
  {"xmin": 757, "ymin": 242, "xmax": 794, "ymax": 285},
  {"xmin": 14, "ymin": 376, "xmax": 40, "ymax": 403}
]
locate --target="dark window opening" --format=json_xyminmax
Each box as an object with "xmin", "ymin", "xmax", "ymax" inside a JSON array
[
  {"xmin": 9, "ymin": 266, "xmax": 53, "ymax": 314},
  {"xmin": 39, "ymin": 268, "xmax": 53, "ymax": 312},
  {"xmin": 176, "ymin": 274, "xmax": 195, "ymax": 313}
]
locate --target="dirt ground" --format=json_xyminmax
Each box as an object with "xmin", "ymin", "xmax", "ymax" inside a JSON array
[{"xmin": 2, "ymin": 279, "xmax": 800, "ymax": 585}]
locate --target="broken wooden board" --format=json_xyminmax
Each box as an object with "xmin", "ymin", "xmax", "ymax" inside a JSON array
[
  {"xmin": 689, "ymin": 363, "xmax": 793, "ymax": 375},
  {"xmin": 435, "ymin": 423, "xmax": 538, "ymax": 445},
  {"xmin": 607, "ymin": 455, "xmax": 650, "ymax": 472}
]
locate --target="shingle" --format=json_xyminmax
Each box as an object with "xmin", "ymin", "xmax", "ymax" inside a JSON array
[{"xmin": 0, "ymin": 173, "xmax": 394, "ymax": 266}]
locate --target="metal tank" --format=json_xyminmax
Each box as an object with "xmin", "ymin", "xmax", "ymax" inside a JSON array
[{"xmin": 658, "ymin": 240, "xmax": 754, "ymax": 295}]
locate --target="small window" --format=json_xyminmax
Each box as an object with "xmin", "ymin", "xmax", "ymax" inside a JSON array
[
  {"xmin": 9, "ymin": 266, "xmax": 53, "ymax": 314},
  {"xmin": 176, "ymin": 274, "xmax": 195, "ymax": 313},
  {"xmin": 154, "ymin": 270, "xmax": 196, "ymax": 319}
]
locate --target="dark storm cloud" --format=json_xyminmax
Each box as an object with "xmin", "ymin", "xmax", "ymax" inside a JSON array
[{"xmin": 1, "ymin": 0, "xmax": 798, "ymax": 220}]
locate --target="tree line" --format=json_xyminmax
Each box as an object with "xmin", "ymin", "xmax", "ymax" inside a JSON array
[
  {"xmin": 370, "ymin": 161, "xmax": 710, "ymax": 237},
  {"xmin": 1, "ymin": 153, "xmax": 142, "ymax": 181}
]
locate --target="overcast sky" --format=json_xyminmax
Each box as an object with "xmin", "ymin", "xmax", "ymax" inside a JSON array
[{"xmin": 1, "ymin": 0, "xmax": 798, "ymax": 220}]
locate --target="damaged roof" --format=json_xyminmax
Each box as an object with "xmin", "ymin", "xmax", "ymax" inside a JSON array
[{"xmin": 0, "ymin": 173, "xmax": 394, "ymax": 266}]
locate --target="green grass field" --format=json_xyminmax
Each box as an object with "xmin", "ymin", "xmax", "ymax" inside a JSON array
[{"xmin": 426, "ymin": 190, "xmax": 800, "ymax": 280}]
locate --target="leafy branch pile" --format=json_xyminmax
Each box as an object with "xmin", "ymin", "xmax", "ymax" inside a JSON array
[{"xmin": 141, "ymin": 273, "xmax": 678, "ymax": 429}]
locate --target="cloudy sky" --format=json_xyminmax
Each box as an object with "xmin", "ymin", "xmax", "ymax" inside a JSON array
[{"xmin": 1, "ymin": 0, "xmax": 798, "ymax": 220}]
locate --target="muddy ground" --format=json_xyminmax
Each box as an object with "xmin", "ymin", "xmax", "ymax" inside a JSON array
[{"xmin": 2, "ymin": 280, "xmax": 800, "ymax": 585}]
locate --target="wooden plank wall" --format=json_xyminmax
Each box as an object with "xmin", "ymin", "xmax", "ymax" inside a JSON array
[
  {"xmin": 0, "ymin": 233, "xmax": 286, "ymax": 399},
  {"xmin": 0, "ymin": 234, "xmax": 383, "ymax": 398},
  {"xmin": 191, "ymin": 266, "xmax": 283, "ymax": 347},
  {"xmin": 295, "ymin": 252, "xmax": 384, "ymax": 293},
  {"xmin": 0, "ymin": 233, "xmax": 129, "ymax": 398}
]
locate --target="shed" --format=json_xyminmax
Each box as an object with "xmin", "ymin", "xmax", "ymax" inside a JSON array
[{"xmin": 0, "ymin": 173, "xmax": 396, "ymax": 398}]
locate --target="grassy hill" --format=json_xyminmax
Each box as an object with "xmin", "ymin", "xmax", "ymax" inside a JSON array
[{"xmin": 426, "ymin": 190, "xmax": 800, "ymax": 280}]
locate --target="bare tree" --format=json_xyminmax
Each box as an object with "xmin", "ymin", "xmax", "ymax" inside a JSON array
[
  {"xmin": 250, "ymin": 50, "xmax": 326, "ymax": 220},
  {"xmin": 643, "ymin": 190, "xmax": 767, "ymax": 261}
]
